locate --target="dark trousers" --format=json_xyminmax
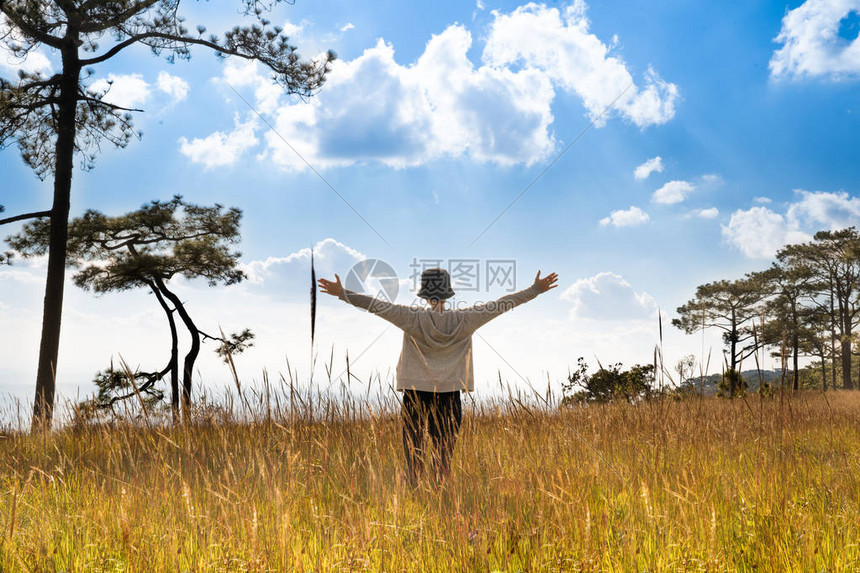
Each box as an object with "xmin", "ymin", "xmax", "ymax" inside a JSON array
[{"xmin": 401, "ymin": 389, "xmax": 462, "ymax": 486}]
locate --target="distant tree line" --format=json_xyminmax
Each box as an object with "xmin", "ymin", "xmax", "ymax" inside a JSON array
[{"xmin": 673, "ymin": 228, "xmax": 860, "ymax": 396}]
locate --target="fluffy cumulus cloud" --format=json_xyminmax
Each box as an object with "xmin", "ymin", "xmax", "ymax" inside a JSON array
[
  {"xmin": 786, "ymin": 189, "xmax": 860, "ymax": 228},
  {"xmin": 222, "ymin": 59, "xmax": 284, "ymax": 114},
  {"xmin": 721, "ymin": 207, "xmax": 810, "ymax": 259},
  {"xmin": 240, "ymin": 238, "xmax": 366, "ymax": 297},
  {"xmin": 238, "ymin": 237, "xmax": 422, "ymax": 307},
  {"xmin": 599, "ymin": 206, "xmax": 649, "ymax": 227},
  {"xmin": 263, "ymin": 29, "xmax": 556, "ymax": 169},
  {"xmin": 721, "ymin": 190, "xmax": 860, "ymax": 258},
  {"xmin": 87, "ymin": 71, "xmax": 190, "ymax": 109},
  {"xmin": 88, "ymin": 73, "xmax": 151, "ymax": 108},
  {"xmin": 483, "ymin": 3, "xmax": 678, "ymax": 127},
  {"xmin": 200, "ymin": 1, "xmax": 677, "ymax": 170},
  {"xmin": 156, "ymin": 71, "xmax": 189, "ymax": 101},
  {"xmin": 652, "ymin": 180, "xmax": 696, "ymax": 204},
  {"xmin": 282, "ymin": 20, "xmax": 305, "ymax": 38},
  {"xmin": 560, "ymin": 272, "xmax": 658, "ymax": 321},
  {"xmin": 634, "ymin": 156, "xmax": 663, "ymax": 180},
  {"xmin": 178, "ymin": 114, "xmax": 259, "ymax": 168},
  {"xmin": 770, "ymin": 0, "xmax": 860, "ymax": 80}
]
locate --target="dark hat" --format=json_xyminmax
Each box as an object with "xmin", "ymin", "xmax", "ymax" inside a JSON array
[{"xmin": 417, "ymin": 267, "xmax": 455, "ymax": 300}]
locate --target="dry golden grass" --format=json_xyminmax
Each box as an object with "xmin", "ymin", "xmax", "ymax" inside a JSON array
[{"xmin": 1, "ymin": 389, "xmax": 859, "ymax": 571}]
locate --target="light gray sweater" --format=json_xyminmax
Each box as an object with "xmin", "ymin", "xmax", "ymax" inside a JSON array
[{"xmin": 338, "ymin": 283, "xmax": 543, "ymax": 392}]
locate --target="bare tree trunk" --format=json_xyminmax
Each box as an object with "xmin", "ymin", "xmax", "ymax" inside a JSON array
[
  {"xmin": 729, "ymin": 310, "xmax": 738, "ymax": 398},
  {"xmin": 852, "ymin": 350, "xmax": 860, "ymax": 388},
  {"xmin": 843, "ymin": 330, "xmax": 855, "ymax": 390},
  {"xmin": 154, "ymin": 277, "xmax": 199, "ymax": 422},
  {"xmin": 31, "ymin": 40, "xmax": 80, "ymax": 432},
  {"xmin": 148, "ymin": 280, "xmax": 180, "ymax": 423},
  {"xmin": 791, "ymin": 301, "xmax": 800, "ymax": 391},
  {"xmin": 829, "ymin": 288, "xmax": 839, "ymax": 389},
  {"xmin": 793, "ymin": 333, "xmax": 799, "ymax": 391},
  {"xmin": 820, "ymin": 351, "xmax": 827, "ymax": 391}
]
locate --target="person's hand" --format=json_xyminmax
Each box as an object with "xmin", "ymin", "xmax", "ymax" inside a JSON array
[
  {"xmin": 318, "ymin": 274, "xmax": 345, "ymax": 298},
  {"xmin": 533, "ymin": 271, "xmax": 558, "ymax": 293}
]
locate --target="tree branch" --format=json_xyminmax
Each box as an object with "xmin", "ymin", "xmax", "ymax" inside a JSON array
[
  {"xmin": 80, "ymin": 30, "xmax": 291, "ymax": 67},
  {"xmin": 96, "ymin": 366, "xmax": 169, "ymax": 408},
  {"xmin": 99, "ymin": 230, "xmax": 219, "ymax": 251},
  {"xmin": 78, "ymin": 0, "xmax": 162, "ymax": 34},
  {"xmin": 10, "ymin": 74, "xmax": 63, "ymax": 93},
  {"xmin": 4, "ymin": 98, "xmax": 59, "ymax": 112},
  {"xmin": 0, "ymin": 6, "xmax": 65, "ymax": 49},
  {"xmin": 0, "ymin": 210, "xmax": 51, "ymax": 226},
  {"xmin": 78, "ymin": 94, "xmax": 144, "ymax": 113}
]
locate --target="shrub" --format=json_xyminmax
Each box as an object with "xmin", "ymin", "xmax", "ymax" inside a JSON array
[{"xmin": 562, "ymin": 357, "xmax": 655, "ymax": 405}]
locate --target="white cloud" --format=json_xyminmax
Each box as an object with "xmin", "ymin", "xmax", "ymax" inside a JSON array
[
  {"xmin": 652, "ymin": 180, "xmax": 695, "ymax": 204},
  {"xmin": 753, "ymin": 196, "xmax": 772, "ymax": 204},
  {"xmin": 156, "ymin": 71, "xmax": 189, "ymax": 101},
  {"xmin": 0, "ymin": 14, "xmax": 53, "ymax": 77},
  {"xmin": 178, "ymin": 114, "xmax": 259, "ymax": 168},
  {"xmin": 695, "ymin": 207, "xmax": 719, "ymax": 219},
  {"xmin": 222, "ymin": 59, "xmax": 283, "ymax": 114},
  {"xmin": 634, "ymin": 156, "xmax": 663, "ymax": 180},
  {"xmin": 0, "ymin": 257, "xmax": 46, "ymax": 285},
  {"xmin": 599, "ymin": 206, "xmax": 649, "ymax": 227},
  {"xmin": 88, "ymin": 73, "xmax": 150, "ymax": 108},
  {"xmin": 722, "ymin": 206, "xmax": 811, "ymax": 259},
  {"xmin": 264, "ymin": 29, "xmax": 556, "ymax": 169},
  {"xmin": 0, "ymin": 49, "xmax": 51, "ymax": 76},
  {"xmin": 223, "ymin": 57, "xmax": 262, "ymax": 88},
  {"xmin": 483, "ymin": 3, "xmax": 678, "ymax": 127},
  {"xmin": 770, "ymin": 0, "xmax": 860, "ymax": 80},
  {"xmin": 241, "ymin": 238, "xmax": 365, "ymax": 287},
  {"xmin": 282, "ymin": 20, "xmax": 304, "ymax": 38},
  {"xmin": 340, "ymin": 23, "xmax": 355, "ymax": 32},
  {"xmin": 239, "ymin": 238, "xmax": 414, "ymax": 307},
  {"xmin": 786, "ymin": 189, "xmax": 860, "ymax": 228},
  {"xmin": 201, "ymin": 1, "xmax": 677, "ymax": 171},
  {"xmin": 723, "ymin": 190, "xmax": 860, "ymax": 259},
  {"xmin": 560, "ymin": 272, "xmax": 658, "ymax": 321}
]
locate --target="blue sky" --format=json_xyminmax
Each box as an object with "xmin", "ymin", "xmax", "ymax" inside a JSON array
[{"xmin": 3, "ymin": 0, "xmax": 860, "ymax": 412}]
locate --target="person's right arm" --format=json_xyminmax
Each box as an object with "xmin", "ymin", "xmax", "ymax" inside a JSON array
[
  {"xmin": 462, "ymin": 271, "xmax": 558, "ymax": 332},
  {"xmin": 319, "ymin": 274, "xmax": 416, "ymax": 332}
]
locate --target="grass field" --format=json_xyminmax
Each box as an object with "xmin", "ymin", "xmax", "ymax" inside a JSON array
[{"xmin": 1, "ymin": 388, "xmax": 859, "ymax": 571}]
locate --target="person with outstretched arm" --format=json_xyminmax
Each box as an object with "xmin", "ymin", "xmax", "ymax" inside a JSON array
[{"xmin": 318, "ymin": 267, "xmax": 558, "ymax": 486}]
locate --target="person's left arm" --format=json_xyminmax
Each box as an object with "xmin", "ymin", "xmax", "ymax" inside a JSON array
[{"xmin": 461, "ymin": 271, "xmax": 558, "ymax": 333}]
